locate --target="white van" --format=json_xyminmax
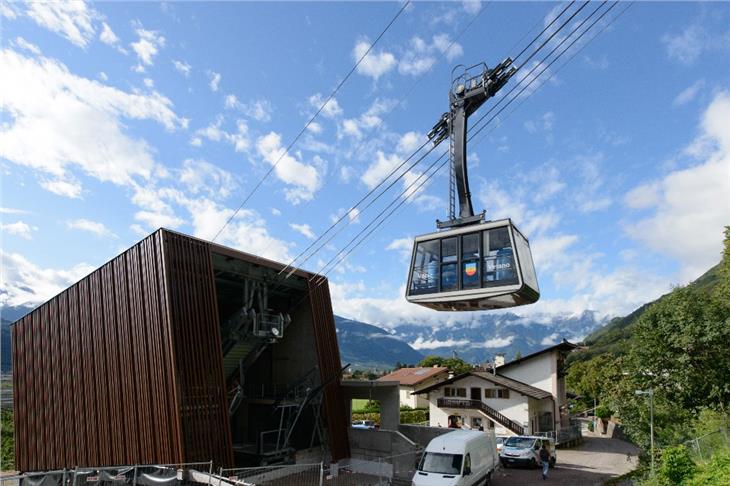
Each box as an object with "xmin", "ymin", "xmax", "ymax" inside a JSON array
[
  {"xmin": 499, "ymin": 435, "xmax": 556, "ymax": 468},
  {"xmin": 412, "ymin": 430, "xmax": 498, "ymax": 486}
]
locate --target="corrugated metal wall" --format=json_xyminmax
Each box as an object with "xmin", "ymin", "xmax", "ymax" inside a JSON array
[
  {"xmin": 308, "ymin": 277, "xmax": 350, "ymax": 461},
  {"xmin": 162, "ymin": 231, "xmax": 233, "ymax": 466},
  {"xmin": 12, "ymin": 232, "xmax": 183, "ymax": 471}
]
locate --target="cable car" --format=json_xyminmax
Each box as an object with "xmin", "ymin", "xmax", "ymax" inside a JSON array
[
  {"xmin": 406, "ymin": 219, "xmax": 539, "ymax": 311},
  {"xmin": 406, "ymin": 59, "xmax": 539, "ymax": 311}
]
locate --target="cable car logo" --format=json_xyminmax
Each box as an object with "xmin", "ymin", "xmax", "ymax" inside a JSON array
[{"xmin": 464, "ymin": 262, "xmax": 477, "ymax": 276}]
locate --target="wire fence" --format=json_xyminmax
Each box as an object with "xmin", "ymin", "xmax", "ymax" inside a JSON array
[
  {"xmin": 683, "ymin": 428, "xmax": 730, "ymax": 463},
  {"xmin": 0, "ymin": 461, "xmax": 214, "ymax": 486}
]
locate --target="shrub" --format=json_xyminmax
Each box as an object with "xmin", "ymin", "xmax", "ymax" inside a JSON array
[
  {"xmin": 595, "ymin": 405, "xmax": 613, "ymax": 419},
  {"xmin": 658, "ymin": 445, "xmax": 696, "ymax": 485},
  {"xmin": 400, "ymin": 409, "xmax": 429, "ymax": 424},
  {"xmin": 588, "ymin": 421, "xmax": 594, "ymax": 432},
  {"xmin": 683, "ymin": 449, "xmax": 730, "ymax": 486}
]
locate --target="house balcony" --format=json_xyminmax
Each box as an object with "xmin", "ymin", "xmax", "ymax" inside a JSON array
[{"xmin": 437, "ymin": 398, "xmax": 524, "ymax": 435}]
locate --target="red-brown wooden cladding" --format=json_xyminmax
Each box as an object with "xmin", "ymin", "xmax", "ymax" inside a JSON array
[
  {"xmin": 309, "ymin": 277, "xmax": 350, "ymax": 461},
  {"xmin": 12, "ymin": 229, "xmax": 346, "ymax": 470}
]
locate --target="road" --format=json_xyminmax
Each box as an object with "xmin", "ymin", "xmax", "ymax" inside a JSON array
[{"xmin": 491, "ymin": 435, "xmax": 640, "ymax": 486}]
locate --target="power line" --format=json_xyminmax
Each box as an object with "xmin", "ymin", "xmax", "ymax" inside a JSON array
[
  {"xmin": 317, "ymin": 1, "xmax": 622, "ymax": 279},
  {"xmin": 212, "ymin": 0, "xmax": 411, "ymax": 242},
  {"xmin": 281, "ymin": 0, "xmax": 583, "ymax": 276},
  {"xmin": 278, "ymin": 4, "xmax": 487, "ymax": 276}
]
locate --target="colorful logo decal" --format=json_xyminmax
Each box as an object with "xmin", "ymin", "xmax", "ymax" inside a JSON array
[{"xmin": 464, "ymin": 262, "xmax": 477, "ymax": 277}]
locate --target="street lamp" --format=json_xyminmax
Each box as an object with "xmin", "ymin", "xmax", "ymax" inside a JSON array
[{"xmin": 635, "ymin": 388, "xmax": 655, "ymax": 477}]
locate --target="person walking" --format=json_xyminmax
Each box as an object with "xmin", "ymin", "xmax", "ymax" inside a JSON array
[{"xmin": 539, "ymin": 442, "xmax": 551, "ymax": 480}]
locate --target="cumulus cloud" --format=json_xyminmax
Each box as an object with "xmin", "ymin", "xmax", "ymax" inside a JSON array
[
  {"xmin": 225, "ymin": 95, "xmax": 273, "ymax": 122},
  {"xmin": 208, "ymin": 71, "xmax": 221, "ymax": 92},
  {"xmin": 483, "ymin": 336, "xmax": 514, "ymax": 348},
  {"xmin": 256, "ymin": 131, "xmax": 322, "ymax": 204},
  {"xmin": 399, "ymin": 33, "xmax": 463, "ymax": 77},
  {"xmin": 340, "ymin": 98, "xmax": 396, "ymax": 140},
  {"xmin": 172, "ymin": 59, "xmax": 191, "ymax": 77},
  {"xmin": 1, "ymin": 221, "xmax": 36, "ymax": 240},
  {"xmin": 308, "ymin": 93, "xmax": 343, "ymax": 118},
  {"xmin": 673, "ymin": 79, "xmax": 705, "ymax": 107},
  {"xmin": 130, "ymin": 21, "xmax": 165, "ymax": 66},
  {"xmin": 179, "ymin": 159, "xmax": 237, "ymax": 199},
  {"xmin": 662, "ymin": 23, "xmax": 730, "ymax": 65},
  {"xmin": 66, "ymin": 218, "xmax": 117, "ymax": 238},
  {"xmin": 624, "ymin": 91, "xmax": 730, "ymax": 281},
  {"xmin": 99, "ymin": 21, "xmax": 125, "ymax": 53},
  {"xmin": 353, "ymin": 40, "xmax": 396, "ymax": 80},
  {"xmin": 190, "ymin": 117, "xmax": 250, "ymax": 153},
  {"xmin": 0, "ymin": 250, "xmax": 95, "ymax": 307},
  {"xmin": 26, "ymin": 0, "xmax": 97, "ymax": 48},
  {"xmin": 0, "ymin": 49, "xmax": 185, "ymax": 198},
  {"xmin": 290, "ymin": 223, "xmax": 316, "ymax": 240},
  {"xmin": 14, "ymin": 37, "xmax": 41, "ymax": 55},
  {"xmin": 386, "ymin": 237, "xmax": 413, "ymax": 258},
  {"xmin": 410, "ymin": 336, "xmax": 470, "ymax": 350}
]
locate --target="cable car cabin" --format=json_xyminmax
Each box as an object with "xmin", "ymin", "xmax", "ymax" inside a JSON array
[{"xmin": 406, "ymin": 219, "xmax": 539, "ymax": 311}]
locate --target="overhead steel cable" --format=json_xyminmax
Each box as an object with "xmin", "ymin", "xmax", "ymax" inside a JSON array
[
  {"xmin": 317, "ymin": 1, "xmax": 621, "ymax": 280},
  {"xmin": 278, "ymin": 4, "xmax": 488, "ymax": 276},
  {"xmin": 211, "ymin": 0, "xmax": 411, "ymax": 243},
  {"xmin": 472, "ymin": 2, "xmax": 632, "ymax": 149},
  {"xmin": 279, "ymin": 1, "xmax": 583, "ymax": 276}
]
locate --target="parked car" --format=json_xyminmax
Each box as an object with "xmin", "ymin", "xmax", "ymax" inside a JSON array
[
  {"xmin": 495, "ymin": 435, "xmax": 508, "ymax": 453},
  {"xmin": 412, "ymin": 430, "xmax": 498, "ymax": 486},
  {"xmin": 351, "ymin": 420, "xmax": 376, "ymax": 429},
  {"xmin": 500, "ymin": 435, "xmax": 556, "ymax": 468}
]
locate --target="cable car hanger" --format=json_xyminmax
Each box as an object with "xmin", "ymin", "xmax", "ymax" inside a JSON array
[{"xmin": 406, "ymin": 57, "xmax": 540, "ymax": 312}]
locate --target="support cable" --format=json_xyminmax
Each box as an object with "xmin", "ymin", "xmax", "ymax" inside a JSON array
[{"xmin": 212, "ymin": 1, "xmax": 411, "ymax": 242}]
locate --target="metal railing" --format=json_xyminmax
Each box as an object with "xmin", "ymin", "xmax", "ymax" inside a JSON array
[
  {"xmin": 683, "ymin": 428, "xmax": 730, "ymax": 462},
  {"xmin": 535, "ymin": 424, "xmax": 582, "ymax": 446},
  {"xmin": 0, "ymin": 461, "xmax": 213, "ymax": 486},
  {"xmin": 437, "ymin": 398, "xmax": 524, "ymax": 435},
  {"xmin": 219, "ymin": 463, "xmax": 323, "ymax": 486}
]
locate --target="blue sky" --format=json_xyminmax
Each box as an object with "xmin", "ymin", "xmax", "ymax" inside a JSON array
[{"xmin": 1, "ymin": 1, "xmax": 729, "ymax": 327}]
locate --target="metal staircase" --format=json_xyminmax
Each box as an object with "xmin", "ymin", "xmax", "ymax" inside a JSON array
[{"xmin": 437, "ymin": 398, "xmax": 525, "ymax": 435}]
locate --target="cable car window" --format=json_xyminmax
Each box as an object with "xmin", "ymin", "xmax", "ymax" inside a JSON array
[
  {"xmin": 462, "ymin": 233, "xmax": 480, "ymax": 289},
  {"xmin": 441, "ymin": 263, "xmax": 458, "ymax": 291},
  {"xmin": 442, "ymin": 237, "xmax": 458, "ymax": 263},
  {"xmin": 513, "ymin": 229, "xmax": 539, "ymax": 291},
  {"xmin": 483, "ymin": 227, "xmax": 518, "ymax": 287},
  {"xmin": 409, "ymin": 240, "xmax": 440, "ymax": 295},
  {"xmin": 461, "ymin": 233, "xmax": 479, "ymax": 260}
]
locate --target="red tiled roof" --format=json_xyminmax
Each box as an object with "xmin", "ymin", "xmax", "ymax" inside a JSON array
[{"xmin": 377, "ymin": 367, "xmax": 448, "ymax": 386}]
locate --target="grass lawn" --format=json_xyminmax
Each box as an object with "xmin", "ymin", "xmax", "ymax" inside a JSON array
[{"xmin": 351, "ymin": 399, "xmax": 369, "ymax": 411}]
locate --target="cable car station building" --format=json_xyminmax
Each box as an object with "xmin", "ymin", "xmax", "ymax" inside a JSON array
[{"xmin": 11, "ymin": 229, "xmax": 349, "ymax": 472}]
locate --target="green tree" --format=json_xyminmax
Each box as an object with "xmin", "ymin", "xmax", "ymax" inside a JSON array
[
  {"xmin": 418, "ymin": 355, "xmax": 472, "ymax": 375},
  {"xmin": 713, "ymin": 226, "xmax": 730, "ymax": 304}
]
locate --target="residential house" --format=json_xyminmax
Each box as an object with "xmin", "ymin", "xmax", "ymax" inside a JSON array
[
  {"xmin": 377, "ymin": 366, "xmax": 449, "ymax": 409},
  {"xmin": 414, "ymin": 340, "xmax": 577, "ymax": 436}
]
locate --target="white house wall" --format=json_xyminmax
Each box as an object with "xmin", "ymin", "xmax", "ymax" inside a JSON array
[{"xmin": 499, "ymin": 352, "xmax": 556, "ymax": 396}]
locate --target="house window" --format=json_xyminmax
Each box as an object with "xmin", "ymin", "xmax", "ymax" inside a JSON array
[
  {"xmin": 445, "ymin": 387, "xmax": 466, "ymax": 398},
  {"xmin": 485, "ymin": 388, "xmax": 510, "ymax": 398}
]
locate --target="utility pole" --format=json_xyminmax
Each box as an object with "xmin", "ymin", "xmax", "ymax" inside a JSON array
[{"xmin": 635, "ymin": 388, "xmax": 655, "ymax": 477}]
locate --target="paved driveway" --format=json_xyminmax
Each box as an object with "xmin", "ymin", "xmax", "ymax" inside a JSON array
[{"xmin": 491, "ymin": 435, "xmax": 640, "ymax": 486}]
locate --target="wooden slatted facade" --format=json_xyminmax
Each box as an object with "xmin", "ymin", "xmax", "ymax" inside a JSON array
[{"xmin": 12, "ymin": 229, "xmax": 347, "ymax": 471}]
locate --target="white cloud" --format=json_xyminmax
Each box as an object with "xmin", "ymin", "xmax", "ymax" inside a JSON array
[
  {"xmin": 353, "ymin": 40, "xmax": 396, "ymax": 81},
  {"xmin": 226, "ymin": 95, "xmax": 273, "ymax": 122},
  {"xmin": 190, "ymin": 116, "xmax": 250, "ymax": 153},
  {"xmin": 386, "ymin": 237, "xmax": 413, "ymax": 258},
  {"xmin": 130, "ymin": 22, "xmax": 165, "ymax": 66},
  {"xmin": 208, "ymin": 71, "xmax": 221, "ymax": 92},
  {"xmin": 134, "ymin": 210, "xmax": 184, "ymax": 230},
  {"xmin": 462, "ymin": 0, "xmax": 482, "ymax": 15},
  {"xmin": 540, "ymin": 333, "xmax": 559, "ymax": 346},
  {"xmin": 308, "ymin": 93, "xmax": 343, "ymax": 118},
  {"xmin": 1, "ymin": 1, "xmax": 18, "ymax": 19},
  {"xmin": 624, "ymin": 182, "xmax": 661, "ymax": 209},
  {"xmin": 14, "ymin": 37, "xmax": 41, "ymax": 55},
  {"xmin": 26, "ymin": 0, "xmax": 97, "ymax": 48},
  {"xmin": 361, "ymin": 151, "xmax": 402, "ymax": 189},
  {"xmin": 0, "ymin": 207, "xmax": 29, "ymax": 215},
  {"xmin": 0, "ymin": 49, "xmax": 185, "ymax": 198},
  {"xmin": 625, "ymin": 91, "xmax": 730, "ymax": 281},
  {"xmin": 0, "ymin": 250, "xmax": 95, "ymax": 307},
  {"xmin": 290, "ymin": 223, "xmax": 316, "ymax": 240},
  {"xmin": 143, "ymin": 78, "xmax": 154, "ymax": 88},
  {"xmin": 271, "ymin": 208, "xmax": 282, "ymax": 217},
  {"xmin": 179, "ymin": 159, "xmax": 237, "ymax": 199},
  {"xmin": 172, "ymin": 59, "xmax": 191, "ymax": 77},
  {"xmin": 524, "ymin": 112, "xmax": 555, "ymax": 134},
  {"xmin": 98, "ymin": 71, "xmax": 108, "ymax": 81},
  {"xmin": 99, "ymin": 22, "xmax": 122, "ymax": 50},
  {"xmin": 673, "ymin": 79, "xmax": 705, "ymax": 107},
  {"xmin": 662, "ymin": 24, "xmax": 730, "ymax": 65},
  {"xmin": 398, "ymin": 34, "xmax": 463, "ymax": 76},
  {"xmin": 410, "ymin": 336, "xmax": 470, "ymax": 350},
  {"xmin": 256, "ymin": 131, "xmax": 321, "ymax": 204},
  {"xmin": 39, "ymin": 178, "xmax": 83, "ymax": 198},
  {"xmin": 1, "ymin": 221, "xmax": 36, "ymax": 239},
  {"xmin": 339, "ymin": 98, "xmax": 396, "ymax": 141},
  {"xmin": 66, "ymin": 218, "xmax": 116, "ymax": 238},
  {"xmin": 483, "ymin": 336, "xmax": 514, "ymax": 348}
]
